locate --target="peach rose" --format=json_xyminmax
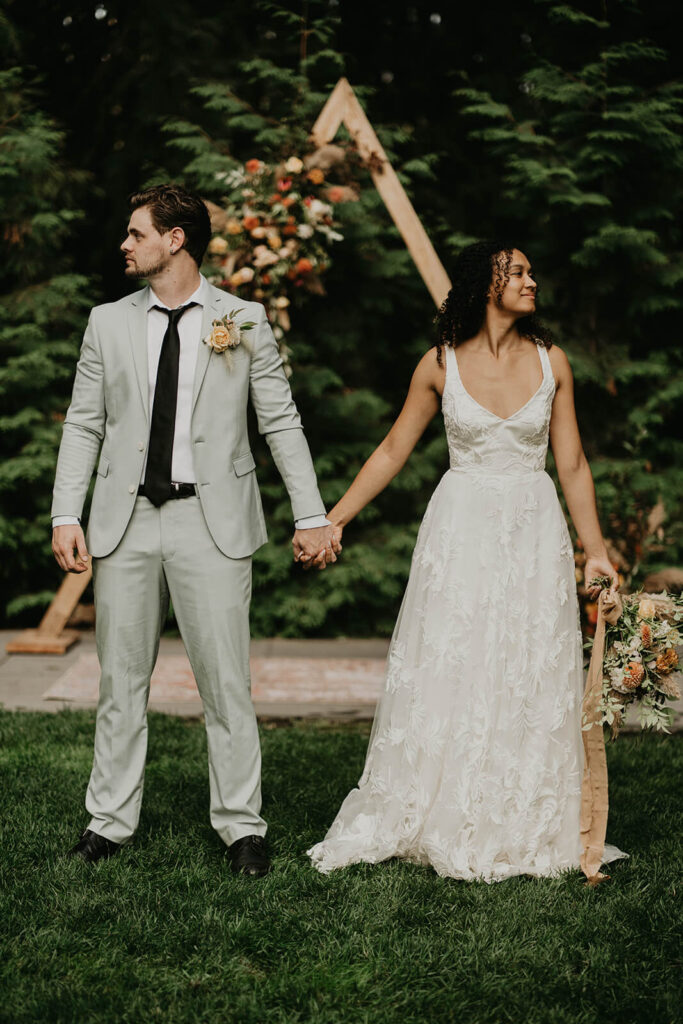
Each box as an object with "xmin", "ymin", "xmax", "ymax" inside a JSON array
[
  {"xmin": 229, "ymin": 267, "xmax": 254, "ymax": 288},
  {"xmin": 307, "ymin": 168, "xmax": 325, "ymax": 184},
  {"xmin": 285, "ymin": 156, "xmax": 304, "ymax": 174},
  {"xmin": 207, "ymin": 324, "xmax": 230, "ymax": 352},
  {"xmin": 208, "ymin": 236, "xmax": 229, "ymax": 255},
  {"xmin": 637, "ymin": 598, "xmax": 656, "ymax": 620},
  {"xmin": 226, "ymin": 219, "xmax": 243, "ymax": 235}
]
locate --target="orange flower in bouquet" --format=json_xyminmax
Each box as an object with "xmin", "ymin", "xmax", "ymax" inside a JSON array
[{"xmin": 588, "ymin": 587, "xmax": 683, "ymax": 736}]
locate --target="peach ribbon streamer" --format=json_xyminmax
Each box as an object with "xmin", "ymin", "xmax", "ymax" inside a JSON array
[{"xmin": 580, "ymin": 587, "xmax": 623, "ymax": 885}]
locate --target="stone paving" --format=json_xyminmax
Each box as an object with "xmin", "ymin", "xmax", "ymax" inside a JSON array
[
  {"xmin": 1, "ymin": 630, "xmax": 681, "ymax": 729},
  {"xmin": 0, "ymin": 631, "xmax": 389, "ymax": 720}
]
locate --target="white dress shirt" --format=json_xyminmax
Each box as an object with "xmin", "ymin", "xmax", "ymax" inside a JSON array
[{"xmin": 53, "ymin": 275, "xmax": 328, "ymax": 531}]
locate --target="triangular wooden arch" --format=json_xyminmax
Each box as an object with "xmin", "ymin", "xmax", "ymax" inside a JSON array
[
  {"xmin": 7, "ymin": 78, "xmax": 452, "ymax": 654},
  {"xmin": 311, "ymin": 78, "xmax": 452, "ymax": 307}
]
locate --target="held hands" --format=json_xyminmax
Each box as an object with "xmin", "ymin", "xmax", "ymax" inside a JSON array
[
  {"xmin": 292, "ymin": 523, "xmax": 343, "ymax": 571},
  {"xmin": 584, "ymin": 554, "xmax": 619, "ymax": 598},
  {"xmin": 52, "ymin": 525, "xmax": 90, "ymax": 574}
]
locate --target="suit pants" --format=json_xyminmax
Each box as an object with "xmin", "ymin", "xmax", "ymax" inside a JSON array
[{"xmin": 86, "ymin": 494, "xmax": 265, "ymax": 846}]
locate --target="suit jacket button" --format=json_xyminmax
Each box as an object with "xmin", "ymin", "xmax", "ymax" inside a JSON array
[
  {"xmin": 138, "ymin": 442, "xmax": 145, "ymax": 451},
  {"xmin": 128, "ymin": 485, "xmax": 136, "ymax": 494}
]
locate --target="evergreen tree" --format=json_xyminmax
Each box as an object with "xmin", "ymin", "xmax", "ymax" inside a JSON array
[
  {"xmin": 0, "ymin": 63, "xmax": 94, "ymax": 622},
  {"xmin": 160, "ymin": 6, "xmax": 444, "ymax": 636},
  {"xmin": 452, "ymin": 0, "xmax": 683, "ymax": 588}
]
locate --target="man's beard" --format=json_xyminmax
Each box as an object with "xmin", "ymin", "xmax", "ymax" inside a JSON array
[{"xmin": 125, "ymin": 258, "xmax": 167, "ymax": 280}]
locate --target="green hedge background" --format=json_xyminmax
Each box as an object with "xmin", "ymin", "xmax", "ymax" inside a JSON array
[{"xmin": 1, "ymin": 0, "xmax": 681, "ymax": 636}]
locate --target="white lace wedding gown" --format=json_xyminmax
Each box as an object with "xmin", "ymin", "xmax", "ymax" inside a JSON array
[{"xmin": 308, "ymin": 343, "xmax": 627, "ymax": 882}]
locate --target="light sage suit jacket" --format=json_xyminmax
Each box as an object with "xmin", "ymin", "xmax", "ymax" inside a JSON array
[{"xmin": 51, "ymin": 281, "xmax": 326, "ymax": 559}]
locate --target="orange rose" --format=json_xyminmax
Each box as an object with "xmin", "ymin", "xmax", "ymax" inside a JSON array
[
  {"xmin": 245, "ymin": 159, "xmax": 263, "ymax": 174},
  {"xmin": 282, "ymin": 224, "xmax": 298, "ymax": 236},
  {"xmin": 656, "ymin": 648, "xmax": 678, "ymax": 674},
  {"xmin": 307, "ymin": 168, "xmax": 325, "ymax": 184},
  {"xmin": 226, "ymin": 219, "xmax": 243, "ymax": 235},
  {"xmin": 295, "ymin": 257, "xmax": 313, "ymax": 275},
  {"xmin": 261, "ymin": 273, "xmax": 271, "ymax": 285},
  {"xmin": 623, "ymin": 662, "xmax": 645, "ymax": 689},
  {"xmin": 280, "ymin": 196, "xmax": 295, "ymax": 208},
  {"xmin": 243, "ymin": 216, "xmax": 260, "ymax": 231}
]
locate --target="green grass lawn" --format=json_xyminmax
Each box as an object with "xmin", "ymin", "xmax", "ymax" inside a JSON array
[{"xmin": 0, "ymin": 710, "xmax": 680, "ymax": 1024}]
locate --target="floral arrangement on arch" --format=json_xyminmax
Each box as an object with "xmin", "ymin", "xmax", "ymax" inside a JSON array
[
  {"xmin": 203, "ymin": 145, "xmax": 359, "ymax": 374},
  {"xmin": 587, "ymin": 588, "xmax": 682, "ymax": 736}
]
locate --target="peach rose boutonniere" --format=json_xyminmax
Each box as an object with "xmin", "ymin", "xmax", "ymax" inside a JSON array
[{"xmin": 203, "ymin": 309, "xmax": 256, "ymax": 370}]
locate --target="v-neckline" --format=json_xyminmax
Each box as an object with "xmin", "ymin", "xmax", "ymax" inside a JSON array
[{"xmin": 451, "ymin": 345, "xmax": 546, "ymax": 422}]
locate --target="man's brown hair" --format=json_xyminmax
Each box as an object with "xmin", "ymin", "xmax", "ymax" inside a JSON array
[{"xmin": 128, "ymin": 184, "xmax": 211, "ymax": 267}]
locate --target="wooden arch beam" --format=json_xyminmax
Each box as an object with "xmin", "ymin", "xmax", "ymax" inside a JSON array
[{"xmin": 310, "ymin": 78, "xmax": 452, "ymax": 308}]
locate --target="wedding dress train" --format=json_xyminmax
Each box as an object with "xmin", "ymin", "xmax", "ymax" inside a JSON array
[{"xmin": 308, "ymin": 343, "xmax": 627, "ymax": 882}]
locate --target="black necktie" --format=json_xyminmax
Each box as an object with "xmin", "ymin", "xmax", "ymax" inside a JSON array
[{"xmin": 141, "ymin": 303, "xmax": 198, "ymax": 507}]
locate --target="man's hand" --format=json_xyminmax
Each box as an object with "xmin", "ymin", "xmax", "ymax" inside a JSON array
[
  {"xmin": 292, "ymin": 524, "xmax": 341, "ymax": 571},
  {"xmin": 52, "ymin": 524, "xmax": 90, "ymax": 573}
]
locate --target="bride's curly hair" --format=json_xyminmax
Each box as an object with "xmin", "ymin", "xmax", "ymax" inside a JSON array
[{"xmin": 435, "ymin": 240, "xmax": 554, "ymax": 365}]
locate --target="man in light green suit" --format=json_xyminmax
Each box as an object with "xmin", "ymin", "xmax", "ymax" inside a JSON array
[{"xmin": 51, "ymin": 185, "xmax": 337, "ymax": 875}]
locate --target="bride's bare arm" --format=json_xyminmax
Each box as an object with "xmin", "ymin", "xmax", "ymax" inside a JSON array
[
  {"xmin": 329, "ymin": 349, "xmax": 444, "ymax": 530},
  {"xmin": 548, "ymin": 346, "xmax": 618, "ymax": 593}
]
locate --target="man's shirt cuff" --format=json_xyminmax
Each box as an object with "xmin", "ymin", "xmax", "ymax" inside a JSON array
[
  {"xmin": 52, "ymin": 516, "xmax": 80, "ymax": 528},
  {"xmin": 294, "ymin": 515, "xmax": 331, "ymax": 530}
]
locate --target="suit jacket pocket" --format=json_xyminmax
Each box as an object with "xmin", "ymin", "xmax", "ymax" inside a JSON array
[
  {"xmin": 96, "ymin": 455, "xmax": 110, "ymax": 477},
  {"xmin": 232, "ymin": 451, "xmax": 256, "ymax": 477}
]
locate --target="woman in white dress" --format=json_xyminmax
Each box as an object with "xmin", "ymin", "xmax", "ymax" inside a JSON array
[{"xmin": 307, "ymin": 241, "xmax": 627, "ymax": 882}]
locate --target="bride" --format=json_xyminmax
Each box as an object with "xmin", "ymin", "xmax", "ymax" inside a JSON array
[{"xmin": 306, "ymin": 240, "xmax": 627, "ymax": 882}]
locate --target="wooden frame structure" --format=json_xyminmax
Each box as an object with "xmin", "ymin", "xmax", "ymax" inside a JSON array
[
  {"xmin": 7, "ymin": 77, "xmax": 451, "ymax": 655},
  {"xmin": 311, "ymin": 78, "xmax": 451, "ymax": 307}
]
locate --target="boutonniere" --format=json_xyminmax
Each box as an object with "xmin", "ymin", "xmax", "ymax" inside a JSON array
[{"xmin": 203, "ymin": 309, "xmax": 256, "ymax": 369}]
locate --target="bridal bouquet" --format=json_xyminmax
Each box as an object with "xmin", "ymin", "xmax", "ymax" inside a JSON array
[{"xmin": 586, "ymin": 586, "xmax": 682, "ymax": 736}]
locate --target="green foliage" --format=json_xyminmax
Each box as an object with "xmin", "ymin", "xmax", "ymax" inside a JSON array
[
  {"xmin": 453, "ymin": 2, "xmax": 683, "ymax": 585},
  {"xmin": 0, "ymin": 67, "xmax": 95, "ymax": 622},
  {"xmin": 1, "ymin": 0, "xmax": 681, "ymax": 635},
  {"xmin": 0, "ymin": 710, "xmax": 681, "ymax": 1023},
  {"xmin": 159, "ymin": 8, "xmax": 441, "ymax": 637}
]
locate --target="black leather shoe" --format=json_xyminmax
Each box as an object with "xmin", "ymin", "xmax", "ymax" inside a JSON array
[
  {"xmin": 67, "ymin": 829, "xmax": 121, "ymax": 863},
  {"xmin": 228, "ymin": 835, "xmax": 272, "ymax": 877}
]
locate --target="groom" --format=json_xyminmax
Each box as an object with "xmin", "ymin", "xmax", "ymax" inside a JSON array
[{"xmin": 51, "ymin": 184, "xmax": 337, "ymax": 876}]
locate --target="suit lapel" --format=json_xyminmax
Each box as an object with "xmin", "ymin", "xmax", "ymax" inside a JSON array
[
  {"xmin": 192, "ymin": 285, "xmax": 224, "ymax": 413},
  {"xmin": 127, "ymin": 288, "xmax": 150, "ymax": 421}
]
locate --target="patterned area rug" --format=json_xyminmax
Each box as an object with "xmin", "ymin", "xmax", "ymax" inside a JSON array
[{"xmin": 42, "ymin": 653, "xmax": 385, "ymax": 705}]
